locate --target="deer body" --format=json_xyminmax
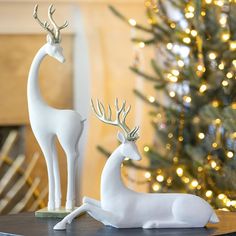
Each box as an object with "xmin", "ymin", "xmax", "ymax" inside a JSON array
[
  {"xmin": 54, "ymin": 99, "xmax": 219, "ymax": 230},
  {"xmin": 28, "ymin": 5, "xmax": 84, "ymax": 210},
  {"xmin": 99, "ymin": 141, "xmax": 217, "ymax": 228}
]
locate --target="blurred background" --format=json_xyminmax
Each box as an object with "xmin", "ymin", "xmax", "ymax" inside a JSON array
[{"xmin": 0, "ymin": 0, "xmax": 236, "ymax": 214}]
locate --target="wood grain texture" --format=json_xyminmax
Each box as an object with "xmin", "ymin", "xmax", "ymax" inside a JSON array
[{"xmin": 0, "ymin": 211, "xmax": 235, "ymax": 236}]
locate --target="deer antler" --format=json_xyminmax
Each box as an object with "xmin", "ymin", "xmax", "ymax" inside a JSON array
[
  {"xmin": 33, "ymin": 4, "xmax": 68, "ymax": 43},
  {"xmin": 91, "ymin": 98, "xmax": 139, "ymax": 141},
  {"xmin": 48, "ymin": 4, "xmax": 68, "ymax": 43}
]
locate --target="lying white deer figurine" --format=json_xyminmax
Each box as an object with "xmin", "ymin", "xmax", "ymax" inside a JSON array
[
  {"xmin": 27, "ymin": 4, "xmax": 85, "ymax": 210},
  {"xmin": 54, "ymin": 99, "xmax": 219, "ymax": 230}
]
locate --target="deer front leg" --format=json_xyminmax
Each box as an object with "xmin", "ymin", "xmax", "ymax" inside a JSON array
[
  {"xmin": 53, "ymin": 203, "xmax": 119, "ymax": 230},
  {"xmin": 82, "ymin": 196, "xmax": 101, "ymax": 207},
  {"xmin": 63, "ymin": 149, "xmax": 78, "ymax": 210},
  {"xmin": 52, "ymin": 142, "xmax": 61, "ymax": 209},
  {"xmin": 36, "ymin": 135, "xmax": 55, "ymax": 210}
]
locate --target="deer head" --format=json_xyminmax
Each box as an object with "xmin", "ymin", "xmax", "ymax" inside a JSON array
[
  {"xmin": 33, "ymin": 4, "xmax": 68, "ymax": 63},
  {"xmin": 91, "ymin": 98, "xmax": 141, "ymax": 161}
]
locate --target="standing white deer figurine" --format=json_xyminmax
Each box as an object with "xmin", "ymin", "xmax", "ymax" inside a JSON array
[
  {"xmin": 27, "ymin": 4, "xmax": 85, "ymax": 210},
  {"xmin": 54, "ymin": 99, "xmax": 219, "ymax": 230}
]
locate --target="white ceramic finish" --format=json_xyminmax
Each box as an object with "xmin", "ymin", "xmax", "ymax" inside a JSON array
[
  {"xmin": 27, "ymin": 38, "xmax": 85, "ymax": 210},
  {"xmin": 54, "ymin": 101, "xmax": 219, "ymax": 230}
]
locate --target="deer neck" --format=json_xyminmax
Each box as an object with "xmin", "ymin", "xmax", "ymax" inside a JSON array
[
  {"xmin": 101, "ymin": 145, "xmax": 127, "ymax": 201},
  {"xmin": 27, "ymin": 44, "xmax": 48, "ymax": 111}
]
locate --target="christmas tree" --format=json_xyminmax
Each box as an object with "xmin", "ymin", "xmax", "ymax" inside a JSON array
[{"xmin": 102, "ymin": 0, "xmax": 236, "ymax": 211}]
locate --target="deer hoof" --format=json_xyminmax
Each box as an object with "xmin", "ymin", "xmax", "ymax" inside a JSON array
[
  {"xmin": 55, "ymin": 200, "xmax": 61, "ymax": 209},
  {"xmin": 54, "ymin": 221, "xmax": 66, "ymax": 230},
  {"xmin": 47, "ymin": 201, "xmax": 55, "ymax": 211},
  {"xmin": 65, "ymin": 200, "xmax": 75, "ymax": 210}
]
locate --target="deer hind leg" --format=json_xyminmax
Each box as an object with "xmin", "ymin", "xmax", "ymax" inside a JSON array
[
  {"xmin": 52, "ymin": 139, "xmax": 61, "ymax": 209},
  {"xmin": 36, "ymin": 134, "xmax": 55, "ymax": 210},
  {"xmin": 57, "ymin": 133, "xmax": 79, "ymax": 210},
  {"xmin": 172, "ymin": 197, "xmax": 210, "ymax": 227},
  {"xmin": 54, "ymin": 203, "xmax": 118, "ymax": 230},
  {"xmin": 65, "ymin": 150, "xmax": 77, "ymax": 210}
]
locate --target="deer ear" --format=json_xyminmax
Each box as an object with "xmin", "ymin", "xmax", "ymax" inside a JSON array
[{"xmin": 117, "ymin": 131, "xmax": 125, "ymax": 143}]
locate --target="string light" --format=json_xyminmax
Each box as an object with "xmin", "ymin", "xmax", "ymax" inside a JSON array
[
  {"xmin": 197, "ymin": 185, "xmax": 202, "ymax": 190},
  {"xmin": 197, "ymin": 64, "xmax": 206, "ymax": 72},
  {"xmin": 148, "ymin": 96, "xmax": 155, "ymax": 103},
  {"xmin": 232, "ymin": 102, "xmax": 236, "ymax": 109},
  {"xmin": 183, "ymin": 37, "xmax": 191, "ymax": 44},
  {"xmin": 232, "ymin": 60, "xmax": 236, "ymax": 67},
  {"xmin": 144, "ymin": 171, "xmax": 151, "ymax": 179},
  {"xmin": 218, "ymin": 62, "xmax": 224, "ymax": 70},
  {"xmin": 182, "ymin": 176, "xmax": 190, "ymax": 183},
  {"xmin": 209, "ymin": 52, "xmax": 217, "ymax": 60},
  {"xmin": 205, "ymin": 0, "xmax": 212, "ymax": 3},
  {"xmin": 187, "ymin": 5, "xmax": 195, "ymax": 12},
  {"xmin": 222, "ymin": 80, "xmax": 229, "ymax": 87},
  {"xmin": 191, "ymin": 30, "xmax": 198, "ymax": 37},
  {"xmin": 129, "ymin": 18, "xmax": 137, "ymax": 26},
  {"xmin": 218, "ymin": 194, "xmax": 226, "ymax": 200},
  {"xmin": 212, "ymin": 100, "xmax": 220, "ymax": 107},
  {"xmin": 219, "ymin": 16, "xmax": 227, "ymax": 26},
  {"xmin": 167, "ymin": 177, "xmax": 172, "ymax": 185},
  {"xmin": 170, "ymin": 22, "xmax": 176, "ymax": 29},
  {"xmin": 177, "ymin": 60, "xmax": 185, "ymax": 67},
  {"xmin": 173, "ymin": 156, "xmax": 179, "ymax": 163},
  {"xmin": 215, "ymin": 0, "xmax": 224, "ymax": 6},
  {"xmin": 222, "ymin": 33, "xmax": 230, "ymax": 41},
  {"xmin": 201, "ymin": 11, "xmax": 206, "ymax": 16},
  {"xmin": 166, "ymin": 43, "xmax": 173, "ymax": 50},
  {"xmin": 166, "ymin": 143, "xmax": 171, "ymax": 150},
  {"xmin": 198, "ymin": 166, "xmax": 203, "ymax": 172},
  {"xmin": 168, "ymin": 133, "xmax": 173, "ymax": 138},
  {"xmin": 169, "ymin": 91, "xmax": 176, "ymax": 97},
  {"xmin": 227, "ymin": 151, "xmax": 234, "ymax": 158},
  {"xmin": 226, "ymin": 72, "xmax": 233, "ymax": 79},
  {"xmin": 169, "ymin": 75, "xmax": 178, "ymax": 82},
  {"xmin": 210, "ymin": 160, "xmax": 217, "ymax": 168},
  {"xmin": 183, "ymin": 96, "xmax": 191, "ymax": 103},
  {"xmin": 185, "ymin": 28, "xmax": 190, "ymax": 34},
  {"xmin": 176, "ymin": 167, "xmax": 183, "ymax": 177},
  {"xmin": 212, "ymin": 142, "xmax": 218, "ymax": 148},
  {"xmin": 198, "ymin": 132, "xmax": 205, "ymax": 139},
  {"xmin": 156, "ymin": 175, "xmax": 164, "ymax": 182},
  {"xmin": 138, "ymin": 42, "xmax": 145, "ymax": 48},
  {"xmin": 199, "ymin": 84, "xmax": 207, "ymax": 93},
  {"xmin": 172, "ymin": 69, "xmax": 180, "ymax": 76},
  {"xmin": 206, "ymin": 190, "xmax": 213, "ymax": 197},
  {"xmin": 215, "ymin": 118, "xmax": 221, "ymax": 124},
  {"xmin": 144, "ymin": 146, "xmax": 150, "ymax": 152},
  {"xmin": 185, "ymin": 12, "xmax": 194, "ymax": 18},
  {"xmin": 191, "ymin": 180, "xmax": 198, "ymax": 188},
  {"xmin": 230, "ymin": 41, "xmax": 236, "ymax": 50},
  {"xmin": 152, "ymin": 183, "xmax": 160, "ymax": 191},
  {"xmin": 178, "ymin": 136, "xmax": 184, "ymax": 142}
]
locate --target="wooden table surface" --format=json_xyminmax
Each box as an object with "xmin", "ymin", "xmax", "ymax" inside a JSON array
[{"xmin": 0, "ymin": 211, "xmax": 235, "ymax": 236}]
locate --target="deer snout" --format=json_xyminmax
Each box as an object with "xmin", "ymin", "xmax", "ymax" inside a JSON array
[{"xmin": 58, "ymin": 56, "xmax": 65, "ymax": 63}]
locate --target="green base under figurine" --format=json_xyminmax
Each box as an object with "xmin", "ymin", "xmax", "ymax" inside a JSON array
[{"xmin": 35, "ymin": 207, "xmax": 79, "ymax": 218}]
